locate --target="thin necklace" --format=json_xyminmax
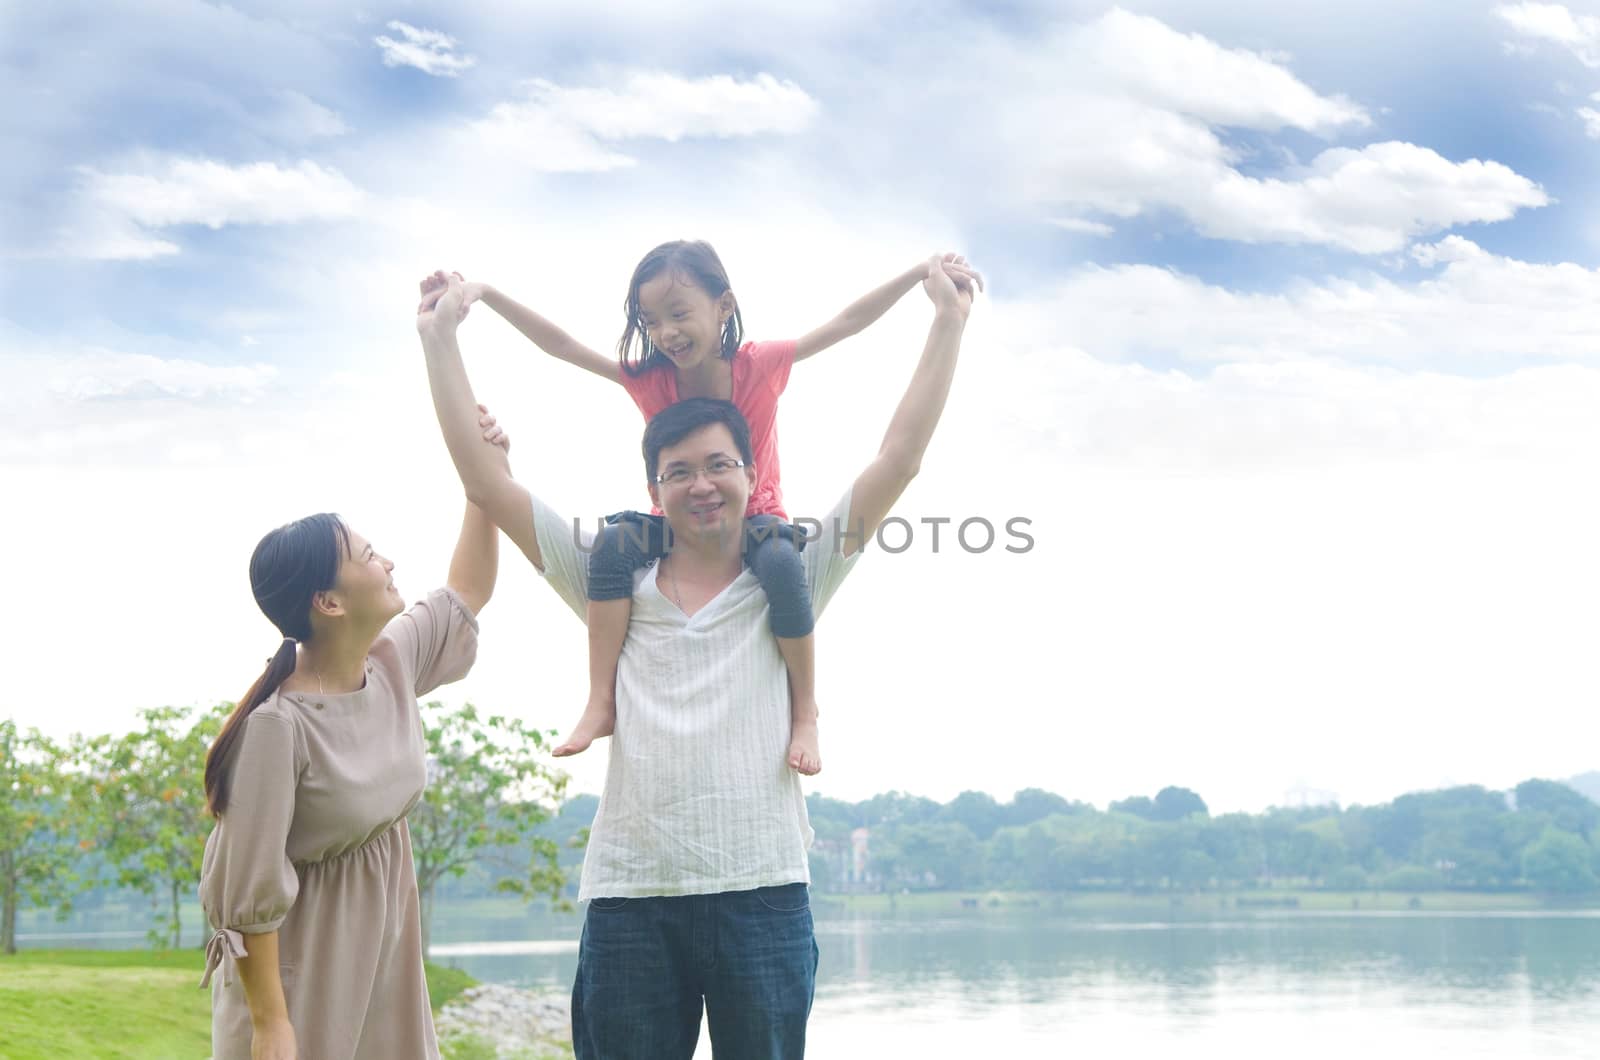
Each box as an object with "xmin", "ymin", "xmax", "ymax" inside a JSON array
[{"xmin": 665, "ymin": 555, "xmax": 685, "ymax": 611}]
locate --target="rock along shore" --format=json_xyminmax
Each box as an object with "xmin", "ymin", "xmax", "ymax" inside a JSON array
[{"xmin": 436, "ymin": 983, "xmax": 572, "ymax": 1058}]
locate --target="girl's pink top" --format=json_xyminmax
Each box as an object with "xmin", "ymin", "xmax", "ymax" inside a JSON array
[{"xmin": 620, "ymin": 339, "xmax": 795, "ymax": 520}]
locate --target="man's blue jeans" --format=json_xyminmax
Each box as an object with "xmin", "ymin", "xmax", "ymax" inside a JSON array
[{"xmin": 571, "ymin": 883, "xmax": 818, "ymax": 1059}]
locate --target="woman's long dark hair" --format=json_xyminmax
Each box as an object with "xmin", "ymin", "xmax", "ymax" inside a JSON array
[
  {"xmin": 204, "ymin": 513, "xmax": 349, "ymax": 817},
  {"xmin": 617, "ymin": 240, "xmax": 745, "ymax": 378}
]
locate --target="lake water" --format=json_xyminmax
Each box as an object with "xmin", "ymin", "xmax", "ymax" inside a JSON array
[
  {"xmin": 23, "ymin": 898, "xmax": 1600, "ymax": 1057},
  {"xmin": 426, "ymin": 899, "xmax": 1600, "ymax": 1058}
]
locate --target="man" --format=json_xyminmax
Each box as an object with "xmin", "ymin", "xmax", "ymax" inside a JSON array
[{"xmin": 416, "ymin": 256, "xmax": 975, "ymax": 1058}]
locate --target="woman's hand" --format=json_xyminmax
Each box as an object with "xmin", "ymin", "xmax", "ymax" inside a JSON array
[
  {"xmin": 250, "ymin": 1016, "xmax": 297, "ymax": 1060},
  {"xmin": 478, "ymin": 403, "xmax": 509, "ymax": 454}
]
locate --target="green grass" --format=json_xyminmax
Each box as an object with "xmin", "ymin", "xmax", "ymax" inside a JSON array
[
  {"xmin": 426, "ymin": 961, "xmax": 479, "ymax": 1012},
  {"xmin": 0, "ymin": 949, "xmax": 491, "ymax": 1060},
  {"xmin": 3, "ymin": 948, "xmax": 206, "ymax": 970},
  {"xmin": 0, "ymin": 949, "xmax": 210, "ymax": 1060}
]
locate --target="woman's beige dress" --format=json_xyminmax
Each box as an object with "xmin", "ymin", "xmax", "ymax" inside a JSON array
[{"xmin": 200, "ymin": 589, "xmax": 477, "ymax": 1060}]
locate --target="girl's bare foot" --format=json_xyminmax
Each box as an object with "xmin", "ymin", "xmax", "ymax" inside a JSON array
[
  {"xmin": 553, "ymin": 696, "xmax": 616, "ymax": 757},
  {"xmin": 787, "ymin": 714, "xmax": 821, "ymax": 776}
]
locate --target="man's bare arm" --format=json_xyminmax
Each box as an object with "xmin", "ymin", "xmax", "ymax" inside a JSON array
[
  {"xmin": 416, "ymin": 273, "xmax": 546, "ymax": 572},
  {"xmin": 843, "ymin": 256, "xmax": 976, "ymax": 556}
]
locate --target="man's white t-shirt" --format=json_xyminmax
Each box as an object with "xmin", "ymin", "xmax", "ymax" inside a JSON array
[{"xmin": 530, "ymin": 490, "xmax": 863, "ymax": 900}]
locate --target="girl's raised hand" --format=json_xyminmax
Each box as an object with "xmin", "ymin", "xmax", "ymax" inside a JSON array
[
  {"xmin": 923, "ymin": 253, "xmax": 978, "ymax": 318},
  {"xmin": 418, "ymin": 271, "xmax": 478, "ymax": 326},
  {"xmin": 416, "ymin": 271, "xmax": 467, "ymax": 337},
  {"xmin": 938, "ymin": 253, "xmax": 984, "ymax": 294},
  {"xmin": 457, "ymin": 275, "xmax": 488, "ymax": 316}
]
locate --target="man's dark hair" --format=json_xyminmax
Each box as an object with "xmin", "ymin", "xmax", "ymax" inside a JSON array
[{"xmin": 642, "ymin": 398, "xmax": 755, "ymax": 483}]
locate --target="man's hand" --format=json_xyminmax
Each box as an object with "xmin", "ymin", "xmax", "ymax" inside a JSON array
[
  {"xmin": 417, "ymin": 270, "xmax": 468, "ymax": 339},
  {"xmin": 923, "ymin": 253, "xmax": 979, "ymax": 320}
]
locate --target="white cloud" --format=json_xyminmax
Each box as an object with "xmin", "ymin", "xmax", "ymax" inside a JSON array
[
  {"xmin": 469, "ymin": 71, "xmax": 817, "ymax": 172},
  {"xmin": 990, "ymin": 10, "xmax": 1545, "ymax": 252},
  {"xmin": 58, "ymin": 156, "xmax": 367, "ymax": 257},
  {"xmin": 1049, "ymin": 217, "xmax": 1115, "ymax": 236},
  {"xmin": 44, "ymin": 350, "xmax": 276, "ymax": 402},
  {"xmin": 994, "ymin": 238, "xmax": 1600, "ymax": 373},
  {"xmin": 1206, "ymin": 142, "xmax": 1545, "ymax": 252},
  {"xmin": 81, "ymin": 157, "xmax": 362, "ymax": 229},
  {"xmin": 468, "ymin": 102, "xmax": 640, "ymax": 173},
  {"xmin": 1078, "ymin": 8, "xmax": 1370, "ymax": 133},
  {"xmin": 0, "ymin": 343, "xmax": 280, "ymax": 464},
  {"xmin": 526, "ymin": 72, "xmax": 817, "ymax": 141},
  {"xmin": 994, "ymin": 348, "xmax": 1600, "ymax": 469},
  {"xmin": 275, "ymin": 90, "xmax": 348, "ymax": 139},
  {"xmin": 373, "ymin": 20, "xmax": 476, "ymax": 78},
  {"xmin": 1495, "ymin": 2, "xmax": 1600, "ymax": 67},
  {"xmin": 1021, "ymin": 101, "xmax": 1544, "ymax": 252},
  {"xmin": 1408, "ymin": 234, "xmax": 1484, "ymax": 266},
  {"xmin": 1577, "ymin": 92, "xmax": 1600, "ymax": 138},
  {"xmin": 54, "ymin": 224, "xmax": 180, "ymax": 261}
]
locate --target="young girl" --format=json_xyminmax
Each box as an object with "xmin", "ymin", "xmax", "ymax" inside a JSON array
[
  {"xmin": 198, "ymin": 410, "xmax": 507, "ymax": 1060},
  {"xmin": 451, "ymin": 243, "xmax": 977, "ymax": 775}
]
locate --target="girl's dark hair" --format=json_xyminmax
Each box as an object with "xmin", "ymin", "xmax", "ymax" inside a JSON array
[
  {"xmin": 617, "ymin": 240, "xmax": 745, "ymax": 378},
  {"xmin": 204, "ymin": 513, "xmax": 349, "ymax": 817}
]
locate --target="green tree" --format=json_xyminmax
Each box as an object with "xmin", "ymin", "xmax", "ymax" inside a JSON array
[
  {"xmin": 1281, "ymin": 818, "xmax": 1347, "ymax": 883},
  {"xmin": 0, "ymin": 722, "xmax": 84, "ymax": 954},
  {"xmin": 1364, "ymin": 797, "xmax": 1425, "ymax": 863},
  {"xmin": 1522, "ymin": 827, "xmax": 1599, "ymax": 894},
  {"xmin": 81, "ymin": 705, "xmax": 223, "ymax": 948},
  {"xmin": 1109, "ymin": 795, "xmax": 1158, "ymax": 821},
  {"xmin": 894, "ymin": 821, "xmax": 982, "ymax": 889},
  {"xmin": 1003, "ymin": 788, "xmax": 1078, "ymax": 828},
  {"xmin": 1515, "ymin": 779, "xmax": 1600, "ymax": 841},
  {"xmin": 408, "ymin": 702, "xmax": 568, "ymax": 956},
  {"xmin": 855, "ymin": 791, "xmax": 941, "ymax": 828},
  {"xmin": 1203, "ymin": 813, "xmax": 1266, "ymax": 886},
  {"xmin": 940, "ymin": 791, "xmax": 1005, "ymax": 842},
  {"xmin": 1152, "ymin": 786, "xmax": 1209, "ymax": 822}
]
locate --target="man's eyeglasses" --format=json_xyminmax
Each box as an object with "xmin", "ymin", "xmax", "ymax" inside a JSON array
[{"xmin": 654, "ymin": 459, "xmax": 747, "ymax": 487}]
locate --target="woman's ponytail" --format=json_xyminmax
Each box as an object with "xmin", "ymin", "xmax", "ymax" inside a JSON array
[
  {"xmin": 204, "ymin": 513, "xmax": 348, "ymax": 818},
  {"xmin": 204, "ymin": 638, "xmax": 298, "ymax": 816}
]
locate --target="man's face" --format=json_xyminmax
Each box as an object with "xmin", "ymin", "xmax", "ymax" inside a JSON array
[{"xmin": 649, "ymin": 423, "xmax": 755, "ymax": 547}]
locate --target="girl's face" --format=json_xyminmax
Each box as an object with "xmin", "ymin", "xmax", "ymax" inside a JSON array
[{"xmin": 636, "ymin": 269, "xmax": 735, "ymax": 373}]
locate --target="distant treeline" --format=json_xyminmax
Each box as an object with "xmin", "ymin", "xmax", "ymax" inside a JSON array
[
  {"xmin": 12, "ymin": 704, "xmax": 1600, "ymax": 955},
  {"xmin": 800, "ymin": 781, "xmax": 1600, "ymax": 895},
  {"xmin": 440, "ymin": 778, "xmax": 1600, "ymax": 900}
]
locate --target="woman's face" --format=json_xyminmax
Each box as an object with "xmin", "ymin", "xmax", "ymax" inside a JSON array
[{"xmin": 333, "ymin": 529, "xmax": 404, "ymax": 628}]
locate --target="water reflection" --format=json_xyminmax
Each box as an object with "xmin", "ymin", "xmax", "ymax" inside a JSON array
[{"xmin": 31, "ymin": 900, "xmax": 1600, "ymax": 1057}]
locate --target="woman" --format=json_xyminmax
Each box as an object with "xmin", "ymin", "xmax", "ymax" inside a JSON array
[{"xmin": 199, "ymin": 409, "xmax": 510, "ymax": 1060}]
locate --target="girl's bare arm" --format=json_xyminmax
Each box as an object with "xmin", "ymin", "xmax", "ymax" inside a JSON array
[
  {"xmin": 794, "ymin": 255, "xmax": 982, "ymax": 363},
  {"xmin": 467, "ymin": 282, "xmax": 622, "ymax": 384}
]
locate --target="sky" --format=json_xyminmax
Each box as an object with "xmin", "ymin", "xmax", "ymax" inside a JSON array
[{"xmin": 3, "ymin": 1, "xmax": 1600, "ymax": 815}]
